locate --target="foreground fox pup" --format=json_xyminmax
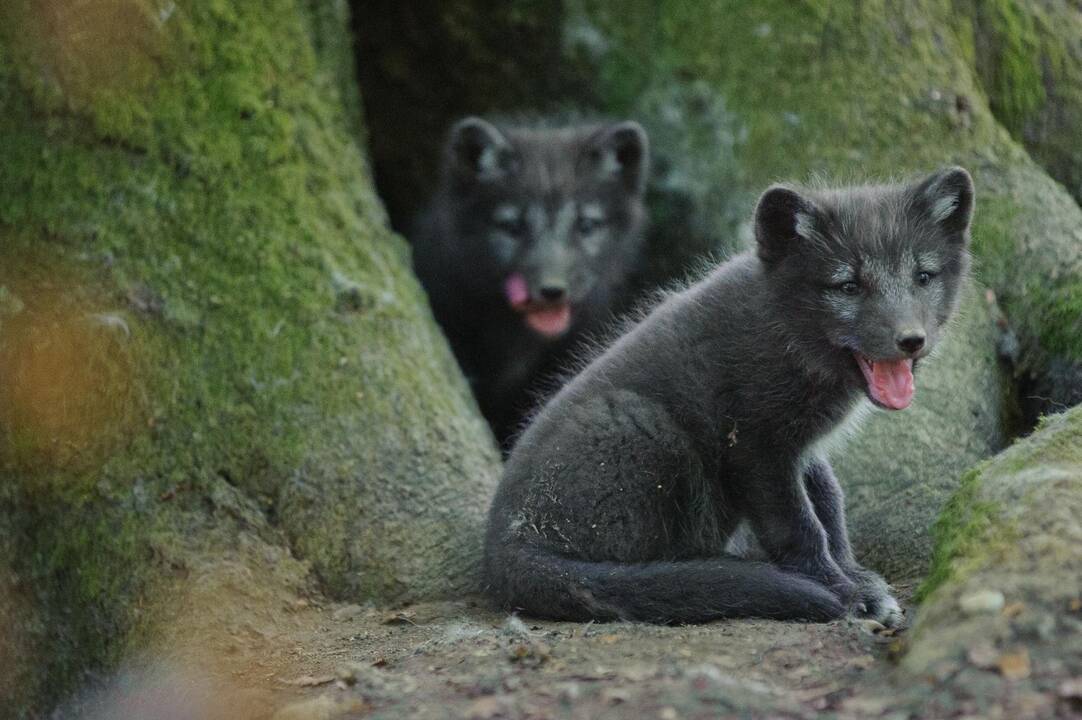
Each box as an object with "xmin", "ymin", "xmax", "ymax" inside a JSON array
[{"xmin": 483, "ymin": 168, "xmax": 975, "ymax": 626}]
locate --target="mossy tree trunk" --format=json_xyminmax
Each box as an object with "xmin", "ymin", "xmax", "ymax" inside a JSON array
[{"xmin": 0, "ymin": 1, "xmax": 498, "ymax": 714}]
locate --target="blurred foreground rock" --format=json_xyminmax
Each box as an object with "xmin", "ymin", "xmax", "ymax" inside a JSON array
[{"xmin": 898, "ymin": 405, "xmax": 1082, "ymax": 718}]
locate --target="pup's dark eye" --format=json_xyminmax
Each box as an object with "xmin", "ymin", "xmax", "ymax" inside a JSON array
[
  {"xmin": 837, "ymin": 280, "xmax": 860, "ymax": 296},
  {"xmin": 916, "ymin": 271, "xmax": 935, "ymax": 286},
  {"xmin": 576, "ymin": 216, "xmax": 604, "ymax": 235}
]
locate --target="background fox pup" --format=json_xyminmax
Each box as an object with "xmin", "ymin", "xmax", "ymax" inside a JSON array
[{"xmin": 412, "ymin": 117, "xmax": 649, "ymax": 447}]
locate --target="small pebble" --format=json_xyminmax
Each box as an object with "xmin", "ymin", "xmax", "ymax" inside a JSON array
[
  {"xmin": 966, "ymin": 641, "xmax": 999, "ymax": 669},
  {"xmin": 1059, "ymin": 678, "xmax": 1082, "ymax": 699},
  {"xmin": 997, "ymin": 648, "xmax": 1031, "ymax": 680},
  {"xmin": 335, "ymin": 662, "xmax": 365, "ymax": 685},
  {"xmin": 959, "ymin": 589, "xmax": 1005, "ymax": 615},
  {"xmin": 601, "ymin": 687, "xmax": 630, "ymax": 705},
  {"xmin": 859, "ymin": 618, "xmax": 887, "ymax": 634},
  {"xmin": 501, "ymin": 615, "xmax": 530, "ymax": 637},
  {"xmin": 466, "ymin": 696, "xmax": 506, "ymax": 719}
]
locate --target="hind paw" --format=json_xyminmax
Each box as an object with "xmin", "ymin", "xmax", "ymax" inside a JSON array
[
  {"xmin": 847, "ymin": 569, "xmax": 905, "ymax": 628},
  {"xmin": 853, "ymin": 591, "xmax": 904, "ymax": 628}
]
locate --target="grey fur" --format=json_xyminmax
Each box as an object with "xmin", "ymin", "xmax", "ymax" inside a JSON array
[
  {"xmin": 483, "ymin": 168, "xmax": 975, "ymax": 625},
  {"xmin": 413, "ymin": 117, "xmax": 649, "ymax": 447}
]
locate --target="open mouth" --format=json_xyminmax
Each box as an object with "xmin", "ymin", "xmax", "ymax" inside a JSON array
[
  {"xmin": 520, "ymin": 304, "xmax": 571, "ymax": 337},
  {"xmin": 854, "ymin": 353, "xmax": 915, "ymax": 410},
  {"xmin": 504, "ymin": 273, "xmax": 572, "ymax": 338}
]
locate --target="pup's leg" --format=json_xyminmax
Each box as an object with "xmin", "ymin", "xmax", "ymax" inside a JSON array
[
  {"xmin": 738, "ymin": 462, "xmax": 855, "ymax": 601},
  {"xmin": 803, "ymin": 460, "xmax": 904, "ymax": 627}
]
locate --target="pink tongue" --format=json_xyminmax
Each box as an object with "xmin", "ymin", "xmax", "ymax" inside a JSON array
[
  {"xmin": 504, "ymin": 273, "xmax": 530, "ymax": 308},
  {"xmin": 868, "ymin": 358, "xmax": 915, "ymax": 410},
  {"xmin": 504, "ymin": 272, "xmax": 571, "ymax": 337},
  {"xmin": 525, "ymin": 305, "xmax": 571, "ymax": 337}
]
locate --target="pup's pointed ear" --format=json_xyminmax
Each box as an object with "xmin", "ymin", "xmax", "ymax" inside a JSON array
[
  {"xmin": 754, "ymin": 185, "xmax": 824, "ymax": 264},
  {"xmin": 911, "ymin": 166, "xmax": 975, "ymax": 241},
  {"xmin": 447, "ymin": 117, "xmax": 516, "ymax": 182},
  {"xmin": 582, "ymin": 121, "xmax": 649, "ymax": 193}
]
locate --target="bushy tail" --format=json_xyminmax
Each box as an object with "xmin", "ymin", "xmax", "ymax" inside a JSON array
[{"xmin": 485, "ymin": 546, "xmax": 843, "ymax": 624}]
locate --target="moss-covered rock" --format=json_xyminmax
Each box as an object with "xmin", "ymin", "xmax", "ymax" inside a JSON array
[
  {"xmin": 897, "ymin": 405, "xmax": 1082, "ymax": 717},
  {"xmin": 0, "ymin": 1, "xmax": 498, "ymax": 714},
  {"xmin": 965, "ymin": 158, "xmax": 1082, "ymax": 418},
  {"xmin": 963, "ymin": 0, "xmax": 1082, "ymax": 206}
]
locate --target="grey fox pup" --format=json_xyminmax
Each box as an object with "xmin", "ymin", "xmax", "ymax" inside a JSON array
[
  {"xmin": 483, "ymin": 168, "xmax": 975, "ymax": 625},
  {"xmin": 412, "ymin": 118, "xmax": 649, "ymax": 447}
]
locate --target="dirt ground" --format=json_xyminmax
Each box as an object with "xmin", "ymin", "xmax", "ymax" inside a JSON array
[
  {"xmin": 58, "ymin": 571, "xmax": 1081, "ymax": 720},
  {"xmin": 258, "ymin": 597, "xmax": 907, "ymax": 720},
  {"xmin": 72, "ymin": 587, "xmax": 914, "ymax": 720}
]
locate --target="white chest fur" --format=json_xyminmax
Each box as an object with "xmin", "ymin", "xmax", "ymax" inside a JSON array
[{"xmin": 805, "ymin": 397, "xmax": 873, "ymax": 464}]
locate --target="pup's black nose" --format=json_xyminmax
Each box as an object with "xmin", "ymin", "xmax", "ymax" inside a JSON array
[
  {"xmin": 539, "ymin": 285, "xmax": 567, "ymax": 302},
  {"xmin": 897, "ymin": 333, "xmax": 926, "ymax": 355}
]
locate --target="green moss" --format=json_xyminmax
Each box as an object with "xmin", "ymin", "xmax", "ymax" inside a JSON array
[
  {"xmin": 1002, "ymin": 403, "xmax": 1082, "ymax": 468},
  {"xmin": 966, "ymin": 0, "xmax": 1046, "ymax": 139},
  {"xmin": 1027, "ymin": 280, "xmax": 1082, "ymax": 360},
  {"xmin": 610, "ymin": 0, "xmax": 995, "ymax": 181},
  {"xmin": 968, "ymin": 200, "xmax": 1018, "ymax": 291},
  {"xmin": 966, "ymin": 193, "xmax": 1082, "ymax": 363},
  {"xmin": 917, "ymin": 406, "xmax": 1082, "ymax": 601},
  {"xmin": 0, "ymin": 0, "xmax": 421, "ymax": 507},
  {"xmin": 22, "ymin": 496, "xmax": 148, "ymax": 699},
  {"xmin": 915, "ymin": 465, "xmax": 1001, "ymax": 601},
  {"xmin": 966, "ymin": 187, "xmax": 1082, "ymax": 368},
  {"xmin": 961, "ymin": 0, "xmax": 1082, "ymax": 205}
]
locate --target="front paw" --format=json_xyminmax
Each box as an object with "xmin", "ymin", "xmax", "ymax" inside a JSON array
[{"xmin": 846, "ymin": 568, "xmax": 904, "ymax": 628}]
